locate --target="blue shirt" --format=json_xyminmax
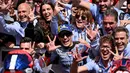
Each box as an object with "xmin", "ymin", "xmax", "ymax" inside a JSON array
[
  {"xmin": 0, "ymin": 15, "xmax": 37, "ymax": 45},
  {"xmin": 50, "ymin": 43, "xmax": 86, "ymax": 73},
  {"xmin": 124, "ymin": 43, "xmax": 130, "ymax": 57},
  {"xmin": 85, "ymin": 59, "xmax": 113, "ymax": 73}
]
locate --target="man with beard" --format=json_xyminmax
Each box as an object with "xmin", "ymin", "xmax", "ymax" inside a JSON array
[
  {"xmin": 70, "ymin": 35, "xmax": 116, "ymax": 73},
  {"xmin": 76, "ymin": 0, "xmax": 123, "ymax": 29},
  {"xmin": 0, "ymin": 3, "xmax": 37, "ymax": 45}
]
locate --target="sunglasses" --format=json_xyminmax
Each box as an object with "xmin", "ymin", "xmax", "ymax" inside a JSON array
[
  {"xmin": 58, "ymin": 31, "xmax": 72, "ymax": 38},
  {"xmin": 75, "ymin": 14, "xmax": 86, "ymax": 20}
]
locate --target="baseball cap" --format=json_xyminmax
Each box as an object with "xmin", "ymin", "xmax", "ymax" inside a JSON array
[{"xmin": 58, "ymin": 24, "xmax": 72, "ymax": 34}]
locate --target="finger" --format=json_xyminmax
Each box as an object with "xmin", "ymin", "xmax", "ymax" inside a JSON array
[
  {"xmin": 121, "ymin": 52, "xmax": 124, "ymax": 57},
  {"xmin": 32, "ymin": 42, "xmax": 35, "ymax": 49},
  {"xmin": 47, "ymin": 35, "xmax": 52, "ymax": 42},
  {"xmin": 56, "ymin": 45, "xmax": 61, "ymax": 49},
  {"xmin": 106, "ymin": 47, "xmax": 116, "ymax": 56},
  {"xmin": 115, "ymin": 46, "xmax": 119, "ymax": 55},
  {"xmin": 76, "ymin": 47, "xmax": 79, "ymax": 54},
  {"xmin": 81, "ymin": 56, "xmax": 88, "ymax": 60},
  {"xmin": 53, "ymin": 36, "xmax": 56, "ymax": 42},
  {"xmin": 79, "ymin": 48, "xmax": 84, "ymax": 54}
]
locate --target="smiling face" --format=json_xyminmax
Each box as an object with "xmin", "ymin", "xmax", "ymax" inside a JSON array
[
  {"xmin": 98, "ymin": 0, "xmax": 113, "ymax": 13},
  {"xmin": 18, "ymin": 3, "xmax": 31, "ymax": 22},
  {"xmin": 115, "ymin": 31, "xmax": 128, "ymax": 52},
  {"xmin": 58, "ymin": 31, "xmax": 73, "ymax": 47},
  {"xmin": 103, "ymin": 15, "xmax": 117, "ymax": 34},
  {"xmin": 41, "ymin": 4, "xmax": 54, "ymax": 22},
  {"xmin": 75, "ymin": 8, "xmax": 92, "ymax": 29},
  {"xmin": 100, "ymin": 42, "xmax": 112, "ymax": 61}
]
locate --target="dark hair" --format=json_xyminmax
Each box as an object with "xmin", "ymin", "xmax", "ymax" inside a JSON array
[
  {"xmin": 100, "ymin": 34, "xmax": 115, "ymax": 52},
  {"xmin": 113, "ymin": 26, "xmax": 129, "ymax": 39},
  {"xmin": 114, "ymin": 66, "xmax": 130, "ymax": 73},
  {"xmin": 40, "ymin": 2, "xmax": 54, "ymax": 20},
  {"xmin": 103, "ymin": 9, "xmax": 118, "ymax": 22},
  {"xmin": 20, "ymin": 37, "xmax": 32, "ymax": 44}
]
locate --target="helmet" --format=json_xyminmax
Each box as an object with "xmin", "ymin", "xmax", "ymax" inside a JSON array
[
  {"xmin": 3, "ymin": 50, "xmax": 33, "ymax": 73},
  {"xmin": 110, "ymin": 58, "xmax": 130, "ymax": 73}
]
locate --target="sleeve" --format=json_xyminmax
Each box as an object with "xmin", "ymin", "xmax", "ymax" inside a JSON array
[
  {"xmin": 89, "ymin": 3, "xmax": 98, "ymax": 18},
  {"xmin": 50, "ymin": 16, "xmax": 59, "ymax": 35},
  {"xmin": 84, "ymin": 61, "xmax": 98, "ymax": 71},
  {"xmin": 0, "ymin": 15, "xmax": 19, "ymax": 36},
  {"xmin": 89, "ymin": 33, "xmax": 100, "ymax": 59}
]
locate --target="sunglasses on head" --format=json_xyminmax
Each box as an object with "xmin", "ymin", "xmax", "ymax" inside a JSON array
[
  {"xmin": 58, "ymin": 31, "xmax": 72, "ymax": 38},
  {"xmin": 75, "ymin": 14, "xmax": 86, "ymax": 20}
]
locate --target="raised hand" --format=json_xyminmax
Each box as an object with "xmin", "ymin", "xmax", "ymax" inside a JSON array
[
  {"xmin": 85, "ymin": 24, "xmax": 99, "ymax": 41},
  {"xmin": 0, "ymin": 0, "xmax": 13, "ymax": 11},
  {"xmin": 72, "ymin": 47, "xmax": 87, "ymax": 63},
  {"xmin": 30, "ymin": 41, "xmax": 36, "ymax": 55},
  {"xmin": 54, "ymin": 0, "xmax": 64, "ymax": 16},
  {"xmin": 46, "ymin": 35, "xmax": 61, "ymax": 52},
  {"xmin": 28, "ymin": 9, "xmax": 39, "ymax": 22},
  {"xmin": 107, "ymin": 47, "xmax": 124, "ymax": 61},
  {"xmin": 78, "ymin": 38, "xmax": 91, "ymax": 48}
]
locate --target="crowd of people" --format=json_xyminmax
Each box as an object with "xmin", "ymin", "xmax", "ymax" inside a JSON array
[{"xmin": 0, "ymin": 0, "xmax": 130, "ymax": 73}]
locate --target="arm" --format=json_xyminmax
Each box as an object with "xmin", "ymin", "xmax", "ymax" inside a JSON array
[
  {"xmin": 70, "ymin": 62, "xmax": 88, "ymax": 73},
  {"xmin": 0, "ymin": 15, "xmax": 19, "ymax": 36}
]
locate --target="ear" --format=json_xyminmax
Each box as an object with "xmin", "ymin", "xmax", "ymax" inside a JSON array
[{"xmin": 110, "ymin": 0, "xmax": 114, "ymax": 6}]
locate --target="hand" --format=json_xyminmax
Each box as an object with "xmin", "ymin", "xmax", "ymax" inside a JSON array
[
  {"xmin": 85, "ymin": 24, "xmax": 99, "ymax": 41},
  {"xmin": 72, "ymin": 47, "xmax": 87, "ymax": 63},
  {"xmin": 0, "ymin": 0, "xmax": 12, "ymax": 11},
  {"xmin": 120, "ymin": 20, "xmax": 130, "ymax": 26},
  {"xmin": 72, "ymin": 0, "xmax": 84, "ymax": 7},
  {"xmin": 37, "ymin": 42, "xmax": 45, "ymax": 48},
  {"xmin": 107, "ymin": 47, "xmax": 124, "ymax": 61},
  {"xmin": 46, "ymin": 35, "xmax": 61, "ymax": 52},
  {"xmin": 78, "ymin": 38, "xmax": 91, "ymax": 48},
  {"xmin": 54, "ymin": 0, "xmax": 64, "ymax": 16},
  {"xmin": 30, "ymin": 42, "xmax": 36, "ymax": 55}
]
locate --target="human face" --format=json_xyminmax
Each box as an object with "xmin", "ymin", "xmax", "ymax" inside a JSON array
[
  {"xmin": 41, "ymin": 4, "xmax": 53, "ymax": 21},
  {"xmin": 20, "ymin": 42, "xmax": 33, "ymax": 54},
  {"xmin": 114, "ymin": 31, "xmax": 128, "ymax": 52},
  {"xmin": 103, "ymin": 15, "xmax": 117, "ymax": 34},
  {"xmin": 61, "ymin": 0, "xmax": 70, "ymax": 4},
  {"xmin": 75, "ymin": 12, "xmax": 87, "ymax": 29},
  {"xmin": 116, "ymin": 71, "xmax": 129, "ymax": 73},
  {"xmin": 98, "ymin": 0, "xmax": 113, "ymax": 13},
  {"xmin": 100, "ymin": 42, "xmax": 112, "ymax": 61},
  {"xmin": 18, "ymin": 4, "xmax": 30, "ymax": 22},
  {"xmin": 58, "ymin": 31, "xmax": 73, "ymax": 47}
]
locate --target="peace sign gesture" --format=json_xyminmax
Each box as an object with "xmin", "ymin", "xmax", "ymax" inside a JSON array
[
  {"xmin": 46, "ymin": 35, "xmax": 61, "ymax": 52},
  {"xmin": 72, "ymin": 47, "xmax": 88, "ymax": 63},
  {"xmin": 29, "ymin": 41, "xmax": 36, "ymax": 55},
  {"xmin": 107, "ymin": 47, "xmax": 124, "ymax": 61},
  {"xmin": 85, "ymin": 24, "xmax": 99, "ymax": 41}
]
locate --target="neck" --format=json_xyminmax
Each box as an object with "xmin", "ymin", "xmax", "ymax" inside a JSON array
[{"xmin": 102, "ymin": 59, "xmax": 110, "ymax": 68}]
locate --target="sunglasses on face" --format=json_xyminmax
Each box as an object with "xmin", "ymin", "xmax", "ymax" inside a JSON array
[
  {"xmin": 75, "ymin": 14, "xmax": 86, "ymax": 20},
  {"xmin": 58, "ymin": 31, "xmax": 72, "ymax": 38}
]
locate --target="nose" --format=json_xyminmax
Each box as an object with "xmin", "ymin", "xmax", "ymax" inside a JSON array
[
  {"xmin": 44, "ymin": 10, "xmax": 48, "ymax": 14},
  {"xmin": 63, "ymin": 35, "xmax": 68, "ymax": 39},
  {"xmin": 99, "ymin": 1, "xmax": 105, "ymax": 5},
  {"xmin": 106, "ymin": 23, "xmax": 110, "ymax": 28},
  {"xmin": 117, "ymin": 39, "xmax": 121, "ymax": 43}
]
